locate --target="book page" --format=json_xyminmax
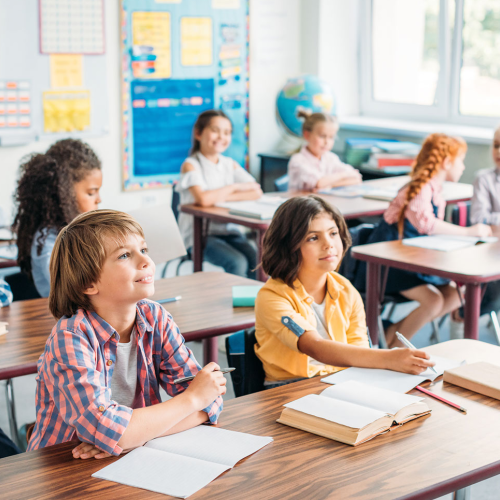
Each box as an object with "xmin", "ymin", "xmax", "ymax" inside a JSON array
[
  {"xmin": 401, "ymin": 235, "xmax": 498, "ymax": 252},
  {"xmin": 320, "ymin": 380, "xmax": 423, "ymax": 415},
  {"xmin": 321, "ymin": 356, "xmax": 463, "ymax": 393},
  {"xmin": 144, "ymin": 426, "xmax": 273, "ymax": 467},
  {"xmin": 284, "ymin": 394, "xmax": 387, "ymax": 429},
  {"xmin": 92, "ymin": 447, "xmax": 229, "ymax": 499}
]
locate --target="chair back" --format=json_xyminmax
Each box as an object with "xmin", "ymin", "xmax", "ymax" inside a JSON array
[
  {"xmin": 225, "ymin": 328, "xmax": 265, "ymax": 397},
  {"xmin": 338, "ymin": 223, "xmax": 375, "ymax": 282},
  {"xmin": 171, "ymin": 181, "xmax": 181, "ymax": 221},
  {"xmin": 5, "ymin": 272, "xmax": 41, "ymax": 301},
  {"xmin": 451, "ymin": 201, "xmax": 471, "ymax": 227},
  {"xmin": 274, "ymin": 174, "xmax": 289, "ymax": 192}
]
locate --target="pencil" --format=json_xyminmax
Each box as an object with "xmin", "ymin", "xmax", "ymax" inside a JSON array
[{"xmin": 416, "ymin": 385, "xmax": 467, "ymax": 413}]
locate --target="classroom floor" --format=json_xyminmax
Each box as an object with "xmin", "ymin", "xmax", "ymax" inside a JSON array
[{"xmin": 1, "ymin": 259, "xmax": 499, "ymax": 498}]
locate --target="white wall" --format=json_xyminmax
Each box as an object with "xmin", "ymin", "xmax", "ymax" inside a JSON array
[{"xmin": 0, "ymin": 0, "xmax": 303, "ymax": 222}]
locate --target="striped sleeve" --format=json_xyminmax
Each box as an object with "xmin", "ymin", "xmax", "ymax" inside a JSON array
[
  {"xmin": 155, "ymin": 305, "xmax": 223, "ymax": 424},
  {"xmin": 45, "ymin": 327, "xmax": 132, "ymax": 455},
  {"xmin": 0, "ymin": 279, "xmax": 13, "ymax": 307}
]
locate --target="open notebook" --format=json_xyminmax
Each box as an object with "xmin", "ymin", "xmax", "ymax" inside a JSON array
[
  {"xmin": 321, "ymin": 355, "xmax": 464, "ymax": 393},
  {"xmin": 402, "ymin": 235, "xmax": 498, "ymax": 252},
  {"xmin": 277, "ymin": 380, "xmax": 430, "ymax": 446},
  {"xmin": 217, "ymin": 197, "xmax": 284, "ymax": 220},
  {"xmin": 92, "ymin": 426, "xmax": 273, "ymax": 498}
]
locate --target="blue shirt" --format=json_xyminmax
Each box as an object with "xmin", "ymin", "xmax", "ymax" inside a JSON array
[{"xmin": 31, "ymin": 227, "xmax": 58, "ymax": 298}]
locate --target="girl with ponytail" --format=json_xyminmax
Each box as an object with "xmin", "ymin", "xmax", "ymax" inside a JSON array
[
  {"xmin": 355, "ymin": 133, "xmax": 491, "ymax": 346},
  {"xmin": 13, "ymin": 139, "xmax": 102, "ymax": 297}
]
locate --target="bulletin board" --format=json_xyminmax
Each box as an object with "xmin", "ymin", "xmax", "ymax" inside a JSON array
[
  {"xmin": 0, "ymin": 0, "xmax": 109, "ymax": 146},
  {"xmin": 121, "ymin": 0, "xmax": 250, "ymax": 191}
]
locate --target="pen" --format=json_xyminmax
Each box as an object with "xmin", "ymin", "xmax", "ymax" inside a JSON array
[
  {"xmin": 174, "ymin": 367, "xmax": 236, "ymax": 384},
  {"xmin": 395, "ymin": 331, "xmax": 438, "ymax": 374},
  {"xmin": 157, "ymin": 295, "xmax": 182, "ymax": 304},
  {"xmin": 416, "ymin": 385, "xmax": 467, "ymax": 413}
]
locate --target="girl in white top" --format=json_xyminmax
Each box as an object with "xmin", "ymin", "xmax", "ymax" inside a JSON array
[
  {"xmin": 176, "ymin": 110, "xmax": 262, "ymax": 278},
  {"xmin": 288, "ymin": 111, "xmax": 362, "ymax": 192}
]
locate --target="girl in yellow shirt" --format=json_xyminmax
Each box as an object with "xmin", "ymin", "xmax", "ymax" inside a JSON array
[{"xmin": 255, "ymin": 195, "xmax": 434, "ymax": 386}]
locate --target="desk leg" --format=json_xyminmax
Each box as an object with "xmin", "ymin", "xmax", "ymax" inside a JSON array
[
  {"xmin": 366, "ymin": 262, "xmax": 381, "ymax": 347},
  {"xmin": 193, "ymin": 216, "xmax": 203, "ymax": 273},
  {"xmin": 464, "ymin": 284, "xmax": 481, "ymax": 340},
  {"xmin": 454, "ymin": 487, "xmax": 471, "ymax": 500},
  {"xmin": 5, "ymin": 379, "xmax": 20, "ymax": 448},
  {"xmin": 203, "ymin": 338, "xmax": 219, "ymax": 365},
  {"xmin": 257, "ymin": 228, "xmax": 267, "ymax": 282}
]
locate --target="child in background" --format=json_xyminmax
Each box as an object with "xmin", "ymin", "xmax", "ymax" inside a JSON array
[
  {"xmin": 0, "ymin": 278, "xmax": 13, "ymax": 307},
  {"xmin": 254, "ymin": 195, "xmax": 434, "ymax": 387},
  {"xmin": 288, "ymin": 111, "xmax": 362, "ymax": 192},
  {"xmin": 13, "ymin": 139, "xmax": 102, "ymax": 297},
  {"xmin": 355, "ymin": 133, "xmax": 492, "ymax": 347},
  {"xmin": 28, "ymin": 210, "xmax": 224, "ymax": 458},
  {"xmin": 470, "ymin": 125, "xmax": 500, "ymax": 316},
  {"xmin": 176, "ymin": 109, "xmax": 262, "ymax": 279}
]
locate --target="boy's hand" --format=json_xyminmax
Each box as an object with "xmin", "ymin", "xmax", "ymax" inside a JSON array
[
  {"xmin": 386, "ymin": 348, "xmax": 435, "ymax": 375},
  {"xmin": 184, "ymin": 362, "xmax": 227, "ymax": 410},
  {"xmin": 72, "ymin": 441, "xmax": 112, "ymax": 460}
]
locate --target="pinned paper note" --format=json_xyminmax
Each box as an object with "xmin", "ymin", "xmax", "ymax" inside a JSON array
[
  {"xmin": 213, "ymin": 0, "xmax": 240, "ymax": 7},
  {"xmin": 181, "ymin": 17, "xmax": 213, "ymax": 66},
  {"xmin": 43, "ymin": 91, "xmax": 91, "ymax": 133},
  {"xmin": 50, "ymin": 55, "xmax": 83, "ymax": 88}
]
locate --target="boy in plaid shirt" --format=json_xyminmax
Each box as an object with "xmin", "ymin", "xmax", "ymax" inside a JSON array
[{"xmin": 28, "ymin": 210, "xmax": 224, "ymax": 459}]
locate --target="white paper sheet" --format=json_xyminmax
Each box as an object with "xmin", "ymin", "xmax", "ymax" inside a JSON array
[
  {"xmin": 402, "ymin": 235, "xmax": 498, "ymax": 252},
  {"xmin": 92, "ymin": 447, "xmax": 229, "ymax": 499},
  {"xmin": 321, "ymin": 356, "xmax": 464, "ymax": 393},
  {"xmin": 284, "ymin": 394, "xmax": 387, "ymax": 429},
  {"xmin": 320, "ymin": 380, "xmax": 423, "ymax": 415}
]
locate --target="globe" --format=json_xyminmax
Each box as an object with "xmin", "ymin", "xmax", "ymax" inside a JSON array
[{"xmin": 276, "ymin": 75, "xmax": 337, "ymax": 137}]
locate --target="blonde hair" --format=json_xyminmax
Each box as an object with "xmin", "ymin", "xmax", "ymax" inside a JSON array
[
  {"xmin": 49, "ymin": 209, "xmax": 144, "ymax": 319},
  {"xmin": 397, "ymin": 133, "xmax": 467, "ymax": 237},
  {"xmin": 297, "ymin": 109, "xmax": 338, "ymax": 135}
]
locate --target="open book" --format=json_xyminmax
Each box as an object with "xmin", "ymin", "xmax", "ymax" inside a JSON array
[
  {"xmin": 321, "ymin": 355, "xmax": 464, "ymax": 393},
  {"xmin": 277, "ymin": 380, "xmax": 430, "ymax": 446},
  {"xmin": 402, "ymin": 235, "xmax": 498, "ymax": 252},
  {"xmin": 217, "ymin": 196, "xmax": 284, "ymax": 220},
  {"xmin": 93, "ymin": 426, "xmax": 273, "ymax": 498}
]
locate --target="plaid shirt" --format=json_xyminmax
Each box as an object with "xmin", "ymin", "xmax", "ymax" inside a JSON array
[
  {"xmin": 0, "ymin": 279, "xmax": 13, "ymax": 307},
  {"xmin": 28, "ymin": 299, "xmax": 223, "ymax": 456}
]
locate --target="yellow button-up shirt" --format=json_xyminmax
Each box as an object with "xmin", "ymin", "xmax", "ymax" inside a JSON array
[{"xmin": 255, "ymin": 272, "xmax": 369, "ymax": 382}]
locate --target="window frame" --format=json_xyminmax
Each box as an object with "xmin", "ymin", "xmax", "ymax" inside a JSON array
[{"xmin": 359, "ymin": 0, "xmax": 500, "ymax": 128}]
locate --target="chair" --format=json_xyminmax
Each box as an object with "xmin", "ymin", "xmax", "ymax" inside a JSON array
[
  {"xmin": 4, "ymin": 272, "xmax": 40, "ymax": 301},
  {"xmin": 273, "ymin": 174, "xmax": 289, "ymax": 192},
  {"xmin": 225, "ymin": 328, "xmax": 265, "ymax": 397}
]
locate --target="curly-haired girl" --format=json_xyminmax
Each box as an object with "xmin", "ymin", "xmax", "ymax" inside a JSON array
[
  {"xmin": 355, "ymin": 133, "xmax": 491, "ymax": 346},
  {"xmin": 13, "ymin": 139, "xmax": 102, "ymax": 297}
]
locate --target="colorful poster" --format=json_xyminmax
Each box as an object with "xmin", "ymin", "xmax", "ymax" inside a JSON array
[
  {"xmin": 181, "ymin": 17, "xmax": 213, "ymax": 66},
  {"xmin": 219, "ymin": 24, "xmax": 242, "ymax": 84},
  {"xmin": 0, "ymin": 81, "xmax": 31, "ymax": 128},
  {"xmin": 43, "ymin": 90, "xmax": 91, "ymax": 133},
  {"xmin": 50, "ymin": 55, "xmax": 83, "ymax": 88},
  {"xmin": 132, "ymin": 12, "xmax": 171, "ymax": 78}
]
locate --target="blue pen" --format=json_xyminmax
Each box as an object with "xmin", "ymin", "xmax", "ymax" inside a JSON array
[{"xmin": 157, "ymin": 295, "xmax": 182, "ymax": 304}]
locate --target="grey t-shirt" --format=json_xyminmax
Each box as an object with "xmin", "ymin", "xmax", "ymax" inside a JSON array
[{"xmin": 110, "ymin": 327, "xmax": 138, "ymax": 408}]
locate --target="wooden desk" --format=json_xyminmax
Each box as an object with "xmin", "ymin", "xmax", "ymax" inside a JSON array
[
  {"xmin": 1, "ymin": 340, "xmax": 499, "ymax": 500},
  {"xmin": 0, "ymin": 272, "xmax": 256, "ymax": 381},
  {"xmin": 352, "ymin": 237, "xmax": 500, "ymax": 345},
  {"xmin": 181, "ymin": 177, "xmax": 473, "ymax": 281}
]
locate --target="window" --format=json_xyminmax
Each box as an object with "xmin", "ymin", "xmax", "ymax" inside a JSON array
[{"xmin": 360, "ymin": 0, "xmax": 500, "ymax": 126}]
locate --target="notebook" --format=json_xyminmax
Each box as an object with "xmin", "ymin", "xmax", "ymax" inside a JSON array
[
  {"xmin": 402, "ymin": 235, "xmax": 498, "ymax": 252},
  {"xmin": 444, "ymin": 362, "xmax": 500, "ymax": 401},
  {"xmin": 232, "ymin": 284, "xmax": 264, "ymax": 307},
  {"xmin": 93, "ymin": 426, "xmax": 273, "ymax": 499},
  {"xmin": 217, "ymin": 198, "xmax": 284, "ymax": 220},
  {"xmin": 277, "ymin": 380, "xmax": 430, "ymax": 446},
  {"xmin": 321, "ymin": 355, "xmax": 464, "ymax": 394}
]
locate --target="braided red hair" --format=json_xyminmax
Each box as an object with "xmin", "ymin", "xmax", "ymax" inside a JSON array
[{"xmin": 397, "ymin": 133, "xmax": 467, "ymax": 237}]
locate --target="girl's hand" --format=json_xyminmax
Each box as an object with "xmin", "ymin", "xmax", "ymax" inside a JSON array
[
  {"xmin": 72, "ymin": 441, "xmax": 112, "ymax": 460},
  {"xmin": 184, "ymin": 362, "xmax": 227, "ymax": 410},
  {"xmin": 386, "ymin": 348, "xmax": 435, "ymax": 375},
  {"xmin": 467, "ymin": 223, "xmax": 492, "ymax": 238}
]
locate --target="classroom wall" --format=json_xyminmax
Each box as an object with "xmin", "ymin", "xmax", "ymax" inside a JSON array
[{"xmin": 0, "ymin": 0, "xmax": 302, "ymax": 223}]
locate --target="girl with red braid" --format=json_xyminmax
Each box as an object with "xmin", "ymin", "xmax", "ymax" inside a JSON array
[{"xmin": 355, "ymin": 133, "xmax": 491, "ymax": 347}]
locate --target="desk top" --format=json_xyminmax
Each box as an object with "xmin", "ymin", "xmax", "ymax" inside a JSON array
[
  {"xmin": 0, "ymin": 272, "xmax": 256, "ymax": 381},
  {"xmin": 352, "ymin": 237, "xmax": 500, "ymax": 283},
  {"xmin": 180, "ymin": 176, "xmax": 473, "ymax": 226},
  {"xmin": 1, "ymin": 340, "xmax": 499, "ymax": 500}
]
